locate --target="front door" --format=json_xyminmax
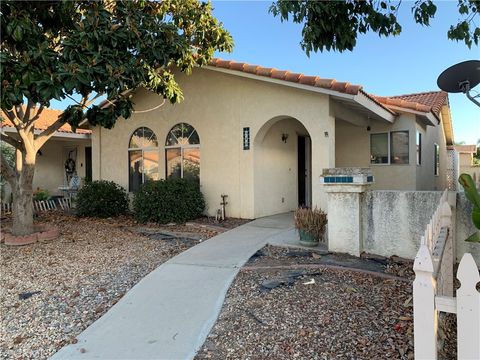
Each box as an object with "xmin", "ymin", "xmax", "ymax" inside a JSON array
[
  {"xmin": 298, "ymin": 136, "xmax": 312, "ymax": 207},
  {"xmin": 85, "ymin": 146, "xmax": 92, "ymax": 182}
]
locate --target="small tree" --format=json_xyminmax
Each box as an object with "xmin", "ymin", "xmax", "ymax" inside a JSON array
[
  {"xmin": 270, "ymin": 0, "xmax": 480, "ymax": 54},
  {"xmin": 0, "ymin": 0, "xmax": 232, "ymax": 235}
]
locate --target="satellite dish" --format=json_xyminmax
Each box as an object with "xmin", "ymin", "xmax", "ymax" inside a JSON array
[{"xmin": 437, "ymin": 60, "xmax": 480, "ymax": 107}]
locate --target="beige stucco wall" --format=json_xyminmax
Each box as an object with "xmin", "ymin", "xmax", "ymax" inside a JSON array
[
  {"xmin": 335, "ymin": 114, "xmax": 418, "ymax": 190},
  {"xmin": 92, "ymin": 68, "xmax": 336, "ymax": 218},
  {"xmin": 459, "ymin": 152, "xmax": 473, "ymax": 167},
  {"xmin": 415, "ymin": 114, "xmax": 447, "ymax": 190}
]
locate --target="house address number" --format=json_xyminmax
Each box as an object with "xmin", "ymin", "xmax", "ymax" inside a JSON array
[{"xmin": 243, "ymin": 127, "xmax": 250, "ymax": 150}]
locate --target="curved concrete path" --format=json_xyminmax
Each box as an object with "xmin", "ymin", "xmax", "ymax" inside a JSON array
[{"xmin": 51, "ymin": 213, "xmax": 294, "ymax": 360}]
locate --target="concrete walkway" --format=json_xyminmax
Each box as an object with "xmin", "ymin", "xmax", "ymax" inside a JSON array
[{"xmin": 51, "ymin": 213, "xmax": 294, "ymax": 360}]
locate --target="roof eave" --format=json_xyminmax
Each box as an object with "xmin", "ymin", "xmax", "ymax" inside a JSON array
[
  {"xmin": 383, "ymin": 105, "xmax": 437, "ymax": 126},
  {"xmin": 1, "ymin": 126, "xmax": 91, "ymax": 139}
]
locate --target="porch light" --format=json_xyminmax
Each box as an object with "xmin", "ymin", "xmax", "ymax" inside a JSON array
[{"xmin": 281, "ymin": 133, "xmax": 289, "ymax": 143}]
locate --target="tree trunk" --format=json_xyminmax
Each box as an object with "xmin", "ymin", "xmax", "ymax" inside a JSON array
[{"xmin": 11, "ymin": 149, "xmax": 35, "ymax": 236}]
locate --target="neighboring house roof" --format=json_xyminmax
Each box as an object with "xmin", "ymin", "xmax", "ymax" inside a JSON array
[
  {"xmin": 374, "ymin": 91, "xmax": 448, "ymax": 116},
  {"xmin": 0, "ymin": 108, "xmax": 91, "ymax": 135},
  {"xmin": 454, "ymin": 144, "xmax": 477, "ymax": 153}
]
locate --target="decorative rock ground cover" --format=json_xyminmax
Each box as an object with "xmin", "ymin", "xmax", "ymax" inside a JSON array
[
  {"xmin": 0, "ymin": 212, "xmax": 235, "ymax": 360},
  {"xmin": 196, "ymin": 246, "xmax": 457, "ymax": 360}
]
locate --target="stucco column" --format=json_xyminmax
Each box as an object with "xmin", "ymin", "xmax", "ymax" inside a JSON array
[{"xmin": 321, "ymin": 168, "xmax": 374, "ymax": 257}]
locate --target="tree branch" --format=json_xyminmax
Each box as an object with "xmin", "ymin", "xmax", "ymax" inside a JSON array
[
  {"xmin": 23, "ymin": 99, "xmax": 34, "ymax": 124},
  {"xmin": 2, "ymin": 108, "xmax": 22, "ymax": 130},
  {"xmin": 1, "ymin": 133, "xmax": 23, "ymax": 150},
  {"xmin": 34, "ymin": 117, "xmax": 65, "ymax": 150},
  {"xmin": 14, "ymin": 105, "xmax": 25, "ymax": 125},
  {"xmin": 25, "ymin": 104, "xmax": 44, "ymax": 131},
  {"xmin": 0, "ymin": 149, "xmax": 16, "ymax": 185}
]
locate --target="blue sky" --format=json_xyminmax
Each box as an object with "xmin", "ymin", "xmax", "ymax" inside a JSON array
[
  {"xmin": 210, "ymin": 0, "xmax": 479, "ymax": 144},
  {"xmin": 53, "ymin": 1, "xmax": 479, "ymax": 143}
]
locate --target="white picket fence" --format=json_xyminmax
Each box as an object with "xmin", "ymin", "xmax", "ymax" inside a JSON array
[
  {"xmin": 1, "ymin": 198, "xmax": 72, "ymax": 214},
  {"xmin": 413, "ymin": 190, "xmax": 480, "ymax": 359}
]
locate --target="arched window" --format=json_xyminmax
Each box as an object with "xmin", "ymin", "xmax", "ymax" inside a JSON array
[
  {"xmin": 128, "ymin": 127, "xmax": 159, "ymax": 192},
  {"xmin": 165, "ymin": 123, "xmax": 200, "ymax": 183}
]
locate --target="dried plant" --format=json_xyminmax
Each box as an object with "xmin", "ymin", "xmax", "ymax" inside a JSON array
[{"xmin": 294, "ymin": 207, "xmax": 327, "ymax": 241}]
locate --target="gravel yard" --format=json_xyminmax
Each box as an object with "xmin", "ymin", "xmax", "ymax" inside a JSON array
[
  {"xmin": 196, "ymin": 246, "xmax": 419, "ymax": 360},
  {"xmin": 0, "ymin": 212, "xmax": 237, "ymax": 360}
]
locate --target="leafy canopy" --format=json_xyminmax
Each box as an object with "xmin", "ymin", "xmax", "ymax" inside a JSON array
[
  {"xmin": 0, "ymin": 0, "xmax": 233, "ymax": 131},
  {"xmin": 270, "ymin": 0, "xmax": 480, "ymax": 54}
]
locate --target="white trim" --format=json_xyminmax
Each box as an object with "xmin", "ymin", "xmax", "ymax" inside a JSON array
[
  {"xmin": 354, "ymin": 92, "xmax": 396, "ymax": 123},
  {"xmin": 1, "ymin": 126, "xmax": 91, "ymax": 139},
  {"xmin": 205, "ymin": 66, "xmax": 396, "ymax": 123},
  {"xmin": 385, "ymin": 105, "xmax": 437, "ymax": 126},
  {"xmin": 434, "ymin": 143, "xmax": 440, "ymax": 176}
]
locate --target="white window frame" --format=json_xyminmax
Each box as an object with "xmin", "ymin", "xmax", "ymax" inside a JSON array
[
  {"xmin": 416, "ymin": 131, "xmax": 422, "ymax": 166},
  {"xmin": 370, "ymin": 130, "xmax": 410, "ymax": 165},
  {"xmin": 434, "ymin": 143, "xmax": 440, "ymax": 176}
]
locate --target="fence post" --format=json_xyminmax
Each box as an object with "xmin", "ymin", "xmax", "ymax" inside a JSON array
[
  {"xmin": 413, "ymin": 242, "xmax": 437, "ymax": 360},
  {"xmin": 456, "ymin": 253, "xmax": 480, "ymax": 360}
]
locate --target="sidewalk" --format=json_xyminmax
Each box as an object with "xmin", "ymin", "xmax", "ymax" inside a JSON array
[{"xmin": 51, "ymin": 212, "xmax": 294, "ymax": 360}]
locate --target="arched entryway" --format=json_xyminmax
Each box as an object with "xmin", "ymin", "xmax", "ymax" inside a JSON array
[{"xmin": 253, "ymin": 116, "xmax": 312, "ymax": 218}]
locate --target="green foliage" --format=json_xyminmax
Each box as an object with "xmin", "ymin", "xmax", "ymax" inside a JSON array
[
  {"xmin": 0, "ymin": 0, "xmax": 233, "ymax": 127},
  {"xmin": 0, "ymin": 142, "xmax": 15, "ymax": 200},
  {"xmin": 133, "ymin": 178, "xmax": 205, "ymax": 224},
  {"xmin": 269, "ymin": 0, "xmax": 479, "ymax": 54},
  {"xmin": 294, "ymin": 207, "xmax": 328, "ymax": 241},
  {"xmin": 33, "ymin": 189, "xmax": 50, "ymax": 201},
  {"xmin": 76, "ymin": 180, "xmax": 129, "ymax": 218},
  {"xmin": 458, "ymin": 173, "xmax": 480, "ymax": 243}
]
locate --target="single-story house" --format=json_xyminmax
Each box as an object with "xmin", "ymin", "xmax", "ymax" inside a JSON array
[
  {"xmin": 1, "ymin": 108, "xmax": 92, "ymax": 201},
  {"xmin": 90, "ymin": 58, "xmax": 454, "ymax": 219}
]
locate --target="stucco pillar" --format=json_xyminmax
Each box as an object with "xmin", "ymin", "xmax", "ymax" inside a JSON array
[{"xmin": 321, "ymin": 168, "xmax": 374, "ymax": 257}]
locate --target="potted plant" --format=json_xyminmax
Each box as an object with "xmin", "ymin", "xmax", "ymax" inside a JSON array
[{"xmin": 294, "ymin": 207, "xmax": 327, "ymax": 247}]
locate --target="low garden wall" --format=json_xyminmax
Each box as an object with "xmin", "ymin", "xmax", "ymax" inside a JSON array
[
  {"xmin": 358, "ymin": 190, "xmax": 478, "ymax": 263},
  {"xmin": 361, "ymin": 191, "xmax": 442, "ymax": 259}
]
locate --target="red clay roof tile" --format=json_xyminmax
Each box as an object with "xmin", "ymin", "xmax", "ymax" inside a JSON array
[
  {"xmin": 255, "ymin": 67, "xmax": 275, "ymax": 77},
  {"xmin": 285, "ymin": 72, "xmax": 302, "ymax": 83},
  {"xmin": 298, "ymin": 75, "xmax": 317, "ymax": 86},
  {"xmin": 271, "ymin": 70, "xmax": 289, "ymax": 80},
  {"xmin": 315, "ymin": 78, "xmax": 335, "ymax": 89}
]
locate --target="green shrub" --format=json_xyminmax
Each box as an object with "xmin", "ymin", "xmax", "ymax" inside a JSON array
[
  {"xmin": 133, "ymin": 178, "xmax": 205, "ymax": 224},
  {"xmin": 33, "ymin": 189, "xmax": 50, "ymax": 201},
  {"xmin": 76, "ymin": 180, "xmax": 129, "ymax": 218}
]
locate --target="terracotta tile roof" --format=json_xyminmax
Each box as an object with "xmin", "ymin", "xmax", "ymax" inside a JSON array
[
  {"xmin": 0, "ymin": 107, "xmax": 91, "ymax": 135},
  {"xmin": 373, "ymin": 91, "xmax": 448, "ymax": 116},
  {"xmin": 209, "ymin": 58, "xmax": 365, "ymax": 96}
]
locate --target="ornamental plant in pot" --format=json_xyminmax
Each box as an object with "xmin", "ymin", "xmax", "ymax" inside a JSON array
[{"xmin": 294, "ymin": 207, "xmax": 327, "ymax": 247}]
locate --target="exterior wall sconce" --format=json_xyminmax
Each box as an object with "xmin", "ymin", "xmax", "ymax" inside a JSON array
[
  {"xmin": 324, "ymin": 131, "xmax": 329, "ymax": 137},
  {"xmin": 281, "ymin": 133, "xmax": 289, "ymax": 143}
]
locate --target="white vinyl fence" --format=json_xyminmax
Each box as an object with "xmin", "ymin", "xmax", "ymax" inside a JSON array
[
  {"xmin": 413, "ymin": 190, "xmax": 480, "ymax": 359},
  {"xmin": 1, "ymin": 198, "xmax": 72, "ymax": 214}
]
